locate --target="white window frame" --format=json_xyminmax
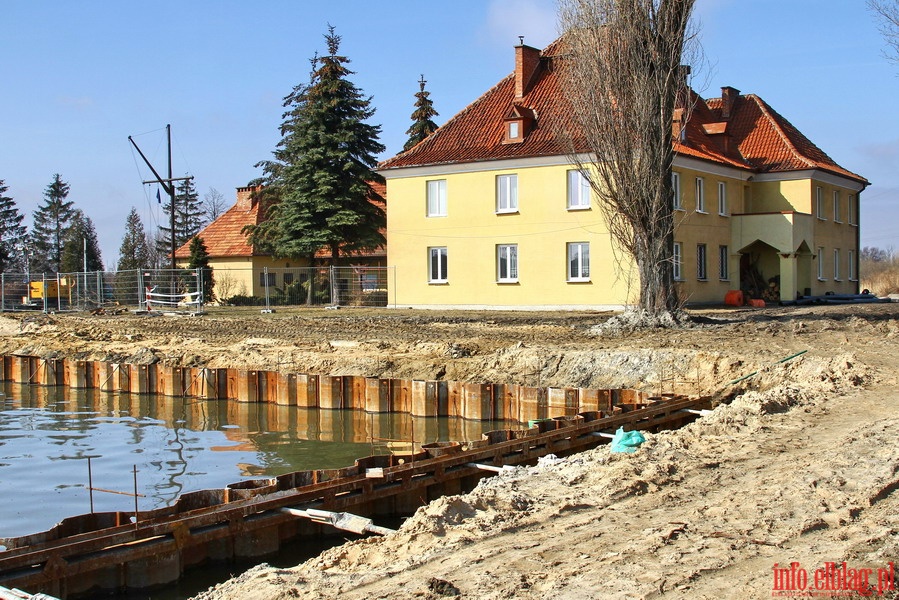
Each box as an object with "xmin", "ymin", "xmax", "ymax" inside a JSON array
[
  {"xmin": 816, "ymin": 186, "xmax": 825, "ymax": 220},
  {"xmin": 848, "ymin": 249, "xmax": 856, "ymax": 281},
  {"xmin": 848, "ymin": 194, "xmax": 858, "ymax": 226},
  {"xmin": 696, "ymin": 243, "xmax": 708, "ymax": 280},
  {"xmin": 673, "ymin": 242, "xmax": 683, "ymax": 281},
  {"xmin": 428, "ymin": 247, "xmax": 448, "ymax": 283},
  {"xmin": 817, "ymin": 246, "xmax": 826, "ymax": 280},
  {"xmin": 672, "ymin": 172, "xmax": 682, "ymax": 210},
  {"xmin": 496, "ymin": 174, "xmax": 518, "ymax": 214},
  {"xmin": 567, "ymin": 242, "xmax": 590, "ymax": 282},
  {"xmin": 833, "ymin": 190, "xmax": 842, "ymax": 223},
  {"xmin": 426, "ymin": 179, "xmax": 447, "ymax": 217},
  {"xmin": 695, "ymin": 177, "xmax": 706, "ymax": 213},
  {"xmin": 497, "ymin": 244, "xmax": 518, "ymax": 282},
  {"xmin": 718, "ymin": 245, "xmax": 729, "ymax": 280},
  {"xmin": 567, "ymin": 169, "xmax": 591, "ymax": 210},
  {"xmin": 718, "ymin": 181, "xmax": 728, "ymax": 216},
  {"xmin": 833, "ymin": 248, "xmax": 841, "ymax": 281}
]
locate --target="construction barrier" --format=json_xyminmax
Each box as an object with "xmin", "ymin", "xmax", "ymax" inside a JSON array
[{"xmin": 0, "ymin": 355, "xmax": 652, "ymax": 421}]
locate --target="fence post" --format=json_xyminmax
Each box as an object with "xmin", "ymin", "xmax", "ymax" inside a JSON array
[
  {"xmin": 138, "ymin": 270, "xmax": 145, "ymax": 311},
  {"xmin": 1, "ymin": 272, "xmax": 4, "ymax": 312},
  {"xmin": 330, "ymin": 265, "xmax": 336, "ymax": 307},
  {"xmin": 96, "ymin": 271, "xmax": 102, "ymax": 307},
  {"xmin": 195, "ymin": 267, "xmax": 204, "ymax": 315},
  {"xmin": 42, "ymin": 274, "xmax": 48, "ymax": 313}
]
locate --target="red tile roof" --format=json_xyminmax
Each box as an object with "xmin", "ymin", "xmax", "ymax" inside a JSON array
[
  {"xmin": 175, "ymin": 182, "xmax": 387, "ymax": 260},
  {"xmin": 381, "ymin": 39, "xmax": 866, "ymax": 186},
  {"xmin": 174, "ymin": 191, "xmax": 263, "ymax": 259},
  {"xmin": 705, "ymin": 94, "xmax": 865, "ymax": 182}
]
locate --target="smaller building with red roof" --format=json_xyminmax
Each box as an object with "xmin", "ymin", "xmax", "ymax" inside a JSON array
[{"xmin": 174, "ymin": 184, "xmax": 386, "ymax": 302}]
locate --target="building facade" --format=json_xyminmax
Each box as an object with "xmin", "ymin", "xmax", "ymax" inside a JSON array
[{"xmin": 379, "ymin": 41, "xmax": 867, "ymax": 309}]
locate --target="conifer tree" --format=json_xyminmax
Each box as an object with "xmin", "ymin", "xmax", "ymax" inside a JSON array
[
  {"xmin": 246, "ymin": 26, "xmax": 386, "ymax": 300},
  {"xmin": 403, "ymin": 75, "xmax": 439, "ymax": 151},
  {"xmin": 187, "ymin": 235, "xmax": 215, "ymax": 303},
  {"xmin": 158, "ymin": 176, "xmax": 204, "ymax": 256},
  {"xmin": 31, "ymin": 174, "xmax": 75, "ymax": 274},
  {"xmin": 60, "ymin": 209, "xmax": 104, "ymax": 273},
  {"xmin": 117, "ymin": 207, "xmax": 151, "ymax": 271},
  {"xmin": 0, "ymin": 180, "xmax": 27, "ymax": 272}
]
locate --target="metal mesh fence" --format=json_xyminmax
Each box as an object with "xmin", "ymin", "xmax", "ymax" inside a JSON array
[
  {"xmin": 0, "ymin": 266, "xmax": 394, "ymax": 312},
  {"xmin": 240, "ymin": 266, "xmax": 392, "ymax": 309}
]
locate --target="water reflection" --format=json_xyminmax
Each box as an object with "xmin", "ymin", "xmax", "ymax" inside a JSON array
[{"xmin": 0, "ymin": 383, "xmax": 510, "ymax": 539}]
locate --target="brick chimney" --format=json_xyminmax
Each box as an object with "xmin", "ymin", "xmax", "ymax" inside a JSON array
[
  {"xmin": 235, "ymin": 185, "xmax": 260, "ymax": 210},
  {"xmin": 515, "ymin": 43, "xmax": 541, "ymax": 99},
  {"xmin": 721, "ymin": 86, "xmax": 740, "ymax": 120}
]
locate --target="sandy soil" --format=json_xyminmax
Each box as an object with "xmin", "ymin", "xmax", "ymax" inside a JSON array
[{"xmin": 1, "ymin": 303, "xmax": 898, "ymax": 599}]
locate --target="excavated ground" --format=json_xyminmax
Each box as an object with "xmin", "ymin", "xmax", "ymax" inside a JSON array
[{"xmin": 1, "ymin": 303, "xmax": 897, "ymax": 599}]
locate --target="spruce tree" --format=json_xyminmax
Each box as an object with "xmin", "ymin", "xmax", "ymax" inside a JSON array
[
  {"xmin": 246, "ymin": 27, "xmax": 386, "ymax": 290},
  {"xmin": 158, "ymin": 176, "xmax": 204, "ymax": 257},
  {"xmin": 187, "ymin": 236, "xmax": 215, "ymax": 303},
  {"xmin": 60, "ymin": 210, "xmax": 104, "ymax": 273},
  {"xmin": 117, "ymin": 207, "xmax": 151, "ymax": 271},
  {"xmin": 403, "ymin": 75, "xmax": 439, "ymax": 151},
  {"xmin": 0, "ymin": 180, "xmax": 27, "ymax": 272},
  {"xmin": 31, "ymin": 174, "xmax": 75, "ymax": 274}
]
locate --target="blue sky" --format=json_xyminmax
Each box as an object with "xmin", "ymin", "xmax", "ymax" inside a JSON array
[{"xmin": 2, "ymin": 0, "xmax": 897, "ymax": 266}]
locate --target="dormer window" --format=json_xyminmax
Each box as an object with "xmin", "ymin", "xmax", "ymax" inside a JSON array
[{"xmin": 503, "ymin": 105, "xmax": 534, "ymax": 144}]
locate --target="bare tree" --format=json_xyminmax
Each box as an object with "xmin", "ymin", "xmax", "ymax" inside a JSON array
[
  {"xmin": 556, "ymin": 0, "xmax": 697, "ymax": 324},
  {"xmin": 202, "ymin": 187, "xmax": 228, "ymax": 226},
  {"xmin": 869, "ymin": 0, "xmax": 899, "ymax": 64}
]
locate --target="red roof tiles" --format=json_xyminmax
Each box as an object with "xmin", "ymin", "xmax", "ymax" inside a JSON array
[
  {"xmin": 380, "ymin": 39, "xmax": 866, "ymax": 186},
  {"xmin": 174, "ymin": 191, "xmax": 262, "ymax": 259},
  {"xmin": 176, "ymin": 182, "xmax": 387, "ymax": 260}
]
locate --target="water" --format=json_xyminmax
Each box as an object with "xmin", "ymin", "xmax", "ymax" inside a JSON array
[{"xmin": 0, "ymin": 382, "xmax": 509, "ymax": 541}]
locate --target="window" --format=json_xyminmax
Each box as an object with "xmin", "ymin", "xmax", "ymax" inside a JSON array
[
  {"xmin": 817, "ymin": 246, "xmax": 825, "ymax": 280},
  {"xmin": 848, "ymin": 249, "xmax": 856, "ymax": 281},
  {"xmin": 718, "ymin": 182, "xmax": 728, "ymax": 216},
  {"xmin": 816, "ymin": 187, "xmax": 825, "ymax": 219},
  {"xmin": 833, "ymin": 191, "xmax": 842, "ymax": 223},
  {"xmin": 360, "ymin": 272, "xmax": 379, "ymax": 291},
  {"xmin": 696, "ymin": 243, "xmax": 707, "ymax": 280},
  {"xmin": 695, "ymin": 177, "xmax": 706, "ymax": 213},
  {"xmin": 672, "ymin": 172, "xmax": 682, "ymax": 210},
  {"xmin": 497, "ymin": 244, "xmax": 518, "ymax": 282},
  {"xmin": 508, "ymin": 121, "xmax": 520, "ymax": 139},
  {"xmin": 283, "ymin": 272, "xmax": 294, "ymax": 286},
  {"xmin": 673, "ymin": 242, "xmax": 683, "ymax": 280},
  {"xmin": 567, "ymin": 170, "xmax": 591, "ymax": 210},
  {"xmin": 259, "ymin": 272, "xmax": 275, "ymax": 287},
  {"xmin": 428, "ymin": 247, "xmax": 448, "ymax": 283},
  {"xmin": 567, "ymin": 242, "xmax": 590, "ymax": 281},
  {"xmin": 426, "ymin": 179, "xmax": 447, "ymax": 217},
  {"xmin": 833, "ymin": 248, "xmax": 841, "ymax": 280},
  {"xmin": 496, "ymin": 174, "xmax": 518, "ymax": 213},
  {"xmin": 848, "ymin": 194, "xmax": 858, "ymax": 225},
  {"xmin": 718, "ymin": 245, "xmax": 729, "ymax": 280}
]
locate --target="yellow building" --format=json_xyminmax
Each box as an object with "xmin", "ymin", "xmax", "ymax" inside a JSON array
[{"xmin": 379, "ymin": 41, "xmax": 867, "ymax": 309}]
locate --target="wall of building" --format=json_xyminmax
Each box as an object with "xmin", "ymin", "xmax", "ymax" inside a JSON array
[
  {"xmin": 671, "ymin": 166, "xmax": 747, "ymax": 303},
  {"xmin": 386, "ymin": 163, "xmax": 637, "ymax": 309}
]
